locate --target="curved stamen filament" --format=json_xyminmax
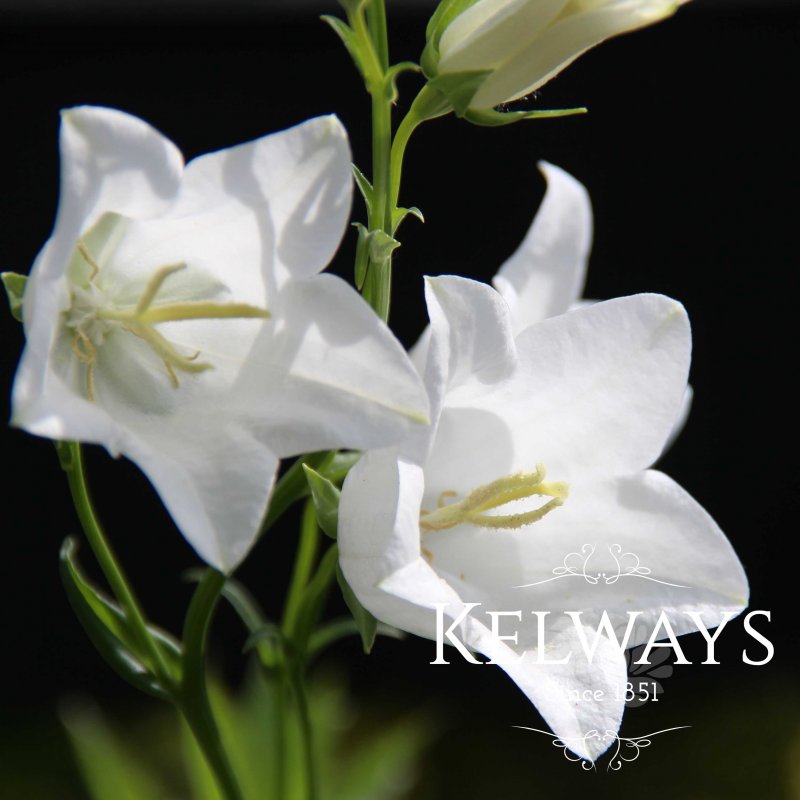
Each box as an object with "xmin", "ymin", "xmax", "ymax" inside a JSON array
[{"xmin": 420, "ymin": 466, "xmax": 568, "ymax": 533}]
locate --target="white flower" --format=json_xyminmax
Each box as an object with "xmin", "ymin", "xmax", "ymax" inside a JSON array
[
  {"xmin": 423, "ymin": 0, "xmax": 688, "ymax": 114},
  {"xmin": 339, "ymin": 276, "xmax": 747, "ymax": 761},
  {"xmin": 12, "ymin": 106, "xmax": 429, "ymax": 572},
  {"xmin": 413, "ymin": 160, "xmax": 692, "ymax": 438}
]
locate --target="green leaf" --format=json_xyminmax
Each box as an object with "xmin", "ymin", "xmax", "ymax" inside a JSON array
[
  {"xmin": 464, "ymin": 105, "xmax": 588, "ymax": 127},
  {"xmin": 1, "ymin": 271, "xmax": 26, "ymax": 322},
  {"xmin": 302, "ymin": 464, "xmax": 341, "ymax": 540},
  {"xmin": 393, "ymin": 205, "xmax": 425, "ymax": 234},
  {"xmin": 352, "ymin": 164, "xmax": 373, "ymax": 215},
  {"xmin": 428, "ymin": 69, "xmax": 492, "ymax": 117},
  {"xmin": 60, "ymin": 537, "xmax": 181, "ymax": 700},
  {"xmin": 337, "ymin": 563, "xmax": 378, "ymax": 654},
  {"xmin": 321, "ymin": 450, "xmax": 361, "ymax": 484}
]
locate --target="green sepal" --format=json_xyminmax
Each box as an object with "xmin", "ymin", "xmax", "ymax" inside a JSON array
[
  {"xmin": 336, "ymin": 563, "xmax": 378, "ymax": 654},
  {"xmin": 393, "ymin": 206, "xmax": 425, "ymax": 234},
  {"xmin": 302, "ymin": 464, "xmax": 341, "ymax": 540},
  {"xmin": 367, "ymin": 228, "xmax": 401, "ymax": 262},
  {"xmin": 60, "ymin": 537, "xmax": 181, "ymax": 700},
  {"xmin": 353, "ymin": 222, "xmax": 370, "ymax": 290},
  {"xmin": 383, "ymin": 61, "xmax": 421, "ymax": 104},
  {"xmin": 464, "ymin": 105, "xmax": 588, "ymax": 127},
  {"xmin": 428, "ymin": 69, "xmax": 492, "ymax": 117},
  {"xmin": 352, "ymin": 164, "xmax": 373, "ymax": 216},
  {"xmin": 321, "ymin": 14, "xmax": 373, "ymax": 84},
  {"xmin": 2, "ymin": 271, "xmax": 26, "ymax": 322}
]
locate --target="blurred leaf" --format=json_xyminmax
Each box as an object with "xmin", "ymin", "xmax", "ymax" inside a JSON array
[{"xmin": 62, "ymin": 702, "xmax": 166, "ymax": 800}]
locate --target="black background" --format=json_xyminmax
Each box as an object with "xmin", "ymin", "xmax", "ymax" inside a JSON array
[{"xmin": 0, "ymin": 2, "xmax": 798, "ymax": 797}]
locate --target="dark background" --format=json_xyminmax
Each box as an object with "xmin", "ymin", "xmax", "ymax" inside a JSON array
[{"xmin": 1, "ymin": 1, "xmax": 798, "ymax": 797}]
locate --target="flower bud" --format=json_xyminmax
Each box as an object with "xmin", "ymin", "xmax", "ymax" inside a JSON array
[{"xmin": 423, "ymin": 0, "xmax": 688, "ymax": 116}]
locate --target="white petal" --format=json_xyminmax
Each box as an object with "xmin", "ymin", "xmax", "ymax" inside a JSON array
[
  {"xmin": 121, "ymin": 416, "xmax": 279, "ymax": 572},
  {"xmin": 486, "ymin": 471, "xmax": 749, "ymax": 642},
  {"xmin": 175, "ymin": 115, "xmax": 352, "ymax": 289},
  {"xmin": 472, "ymin": 0, "xmax": 680, "ymax": 107},
  {"xmin": 340, "ymin": 452, "xmax": 625, "ymax": 761},
  {"xmin": 493, "ymin": 162, "xmax": 592, "ymax": 334},
  {"xmin": 56, "ymin": 106, "xmax": 183, "ymax": 245},
  {"xmin": 234, "ymin": 274, "xmax": 429, "ymax": 457},
  {"xmin": 438, "ymin": 293, "xmax": 691, "ymax": 484},
  {"xmin": 491, "ymin": 623, "xmax": 628, "ymax": 761},
  {"xmin": 339, "ymin": 449, "xmax": 429, "ymax": 628},
  {"xmin": 439, "ymin": 0, "xmax": 570, "ymax": 73},
  {"xmin": 424, "ymin": 275, "xmax": 517, "ymax": 392}
]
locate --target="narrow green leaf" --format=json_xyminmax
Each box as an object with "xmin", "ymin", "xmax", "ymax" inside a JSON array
[
  {"xmin": 352, "ymin": 163, "xmax": 373, "ymax": 215},
  {"xmin": 60, "ymin": 537, "xmax": 181, "ymax": 700},
  {"xmin": 302, "ymin": 464, "xmax": 341, "ymax": 540},
  {"xmin": 321, "ymin": 450, "xmax": 361, "ymax": 484},
  {"xmin": 464, "ymin": 105, "xmax": 588, "ymax": 127},
  {"xmin": 336, "ymin": 563, "xmax": 378, "ymax": 654},
  {"xmin": 393, "ymin": 205, "xmax": 425, "ymax": 234},
  {"xmin": 2, "ymin": 271, "xmax": 26, "ymax": 322}
]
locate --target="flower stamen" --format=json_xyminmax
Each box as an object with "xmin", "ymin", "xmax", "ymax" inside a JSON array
[
  {"xmin": 420, "ymin": 465, "xmax": 568, "ymax": 533},
  {"xmin": 68, "ymin": 243, "xmax": 270, "ymax": 399}
]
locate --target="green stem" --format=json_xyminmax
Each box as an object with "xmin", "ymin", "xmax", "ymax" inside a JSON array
[
  {"xmin": 367, "ymin": 0, "xmax": 390, "ymax": 73},
  {"xmin": 282, "ymin": 500, "xmax": 321, "ymax": 639},
  {"xmin": 288, "ymin": 665, "xmax": 318, "ymax": 800},
  {"xmin": 389, "ymin": 84, "xmax": 453, "ymax": 216},
  {"xmin": 180, "ymin": 569, "xmax": 244, "ymax": 800},
  {"xmin": 62, "ymin": 442, "xmax": 173, "ymax": 687}
]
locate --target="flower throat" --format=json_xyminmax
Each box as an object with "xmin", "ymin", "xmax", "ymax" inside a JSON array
[{"xmin": 65, "ymin": 241, "xmax": 269, "ymax": 401}]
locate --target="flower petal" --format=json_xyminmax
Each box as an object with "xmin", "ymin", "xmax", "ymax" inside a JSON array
[
  {"xmin": 233, "ymin": 274, "xmax": 430, "ymax": 457},
  {"xmin": 174, "ymin": 115, "xmax": 352, "ymax": 289},
  {"xmin": 120, "ymin": 415, "xmax": 279, "ymax": 572},
  {"xmin": 56, "ymin": 106, "xmax": 184, "ymax": 248},
  {"xmin": 473, "ymin": 0, "xmax": 680, "ymax": 107},
  {"xmin": 438, "ymin": 291, "xmax": 691, "ymax": 483},
  {"xmin": 493, "ymin": 161, "xmax": 592, "ymax": 333},
  {"xmin": 438, "ymin": 0, "xmax": 570, "ymax": 73},
  {"xmin": 339, "ymin": 450, "xmax": 626, "ymax": 761}
]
